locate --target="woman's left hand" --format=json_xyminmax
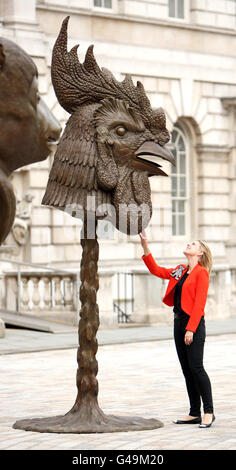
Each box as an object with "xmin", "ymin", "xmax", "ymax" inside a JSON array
[{"xmin": 184, "ymin": 330, "xmax": 193, "ymax": 346}]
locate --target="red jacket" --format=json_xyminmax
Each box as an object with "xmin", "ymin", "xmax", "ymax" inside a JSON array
[{"xmin": 141, "ymin": 252, "xmax": 209, "ymax": 333}]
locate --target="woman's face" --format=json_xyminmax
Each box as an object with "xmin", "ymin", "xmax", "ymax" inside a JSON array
[{"xmin": 183, "ymin": 240, "xmax": 203, "ymax": 258}]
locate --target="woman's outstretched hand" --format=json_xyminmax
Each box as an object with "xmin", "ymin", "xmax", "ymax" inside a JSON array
[
  {"xmin": 139, "ymin": 229, "xmax": 150, "ymax": 256},
  {"xmin": 139, "ymin": 229, "xmax": 147, "ymax": 246}
]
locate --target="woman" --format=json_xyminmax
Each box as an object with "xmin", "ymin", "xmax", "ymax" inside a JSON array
[{"xmin": 139, "ymin": 230, "xmax": 215, "ymax": 428}]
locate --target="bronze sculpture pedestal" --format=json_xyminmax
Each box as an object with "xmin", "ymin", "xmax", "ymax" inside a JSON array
[{"xmin": 13, "ymin": 415, "xmax": 163, "ymax": 434}]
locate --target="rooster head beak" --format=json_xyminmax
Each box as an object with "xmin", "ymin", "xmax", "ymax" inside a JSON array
[{"xmin": 133, "ymin": 141, "xmax": 175, "ymax": 176}]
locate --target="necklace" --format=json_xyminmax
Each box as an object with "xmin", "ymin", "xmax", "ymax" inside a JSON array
[{"xmin": 187, "ymin": 264, "xmax": 197, "ymax": 274}]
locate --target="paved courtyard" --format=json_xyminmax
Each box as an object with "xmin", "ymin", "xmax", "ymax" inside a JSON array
[{"xmin": 0, "ymin": 330, "xmax": 236, "ymax": 450}]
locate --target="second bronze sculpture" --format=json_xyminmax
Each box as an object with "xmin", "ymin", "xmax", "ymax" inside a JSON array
[{"xmin": 13, "ymin": 16, "xmax": 175, "ymax": 433}]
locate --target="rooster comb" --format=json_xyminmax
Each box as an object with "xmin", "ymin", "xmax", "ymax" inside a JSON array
[{"xmin": 51, "ymin": 16, "xmax": 169, "ymax": 144}]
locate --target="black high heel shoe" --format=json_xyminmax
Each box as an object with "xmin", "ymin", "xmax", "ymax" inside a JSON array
[
  {"xmin": 173, "ymin": 416, "xmax": 201, "ymax": 424},
  {"xmin": 199, "ymin": 414, "xmax": 215, "ymax": 428}
]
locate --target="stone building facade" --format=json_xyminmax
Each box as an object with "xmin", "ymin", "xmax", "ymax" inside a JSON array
[{"xmin": 0, "ymin": 0, "xmax": 236, "ymax": 327}]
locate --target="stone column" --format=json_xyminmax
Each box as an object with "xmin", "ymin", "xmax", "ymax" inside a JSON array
[
  {"xmin": 0, "ymin": 272, "xmax": 5, "ymax": 338},
  {"xmin": 221, "ymin": 98, "xmax": 236, "ymax": 263},
  {"xmin": 131, "ymin": 272, "xmax": 170, "ymax": 324},
  {"xmin": 0, "ymin": 319, "xmax": 5, "ymax": 338},
  {"xmin": 97, "ymin": 272, "xmax": 117, "ymax": 328},
  {"xmin": 0, "ymin": 249, "xmax": 16, "ymax": 339},
  {"xmin": 0, "ymin": 0, "xmax": 46, "ymax": 57},
  {"xmin": 0, "ymin": 0, "xmax": 36, "ymax": 26}
]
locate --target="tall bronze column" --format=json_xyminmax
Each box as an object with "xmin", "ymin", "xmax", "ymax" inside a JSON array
[{"xmin": 13, "ymin": 214, "xmax": 163, "ymax": 432}]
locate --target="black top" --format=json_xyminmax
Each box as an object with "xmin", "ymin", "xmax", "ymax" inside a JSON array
[{"xmin": 173, "ymin": 271, "xmax": 189, "ymax": 316}]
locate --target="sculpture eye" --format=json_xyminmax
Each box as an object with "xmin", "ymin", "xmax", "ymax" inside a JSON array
[{"xmin": 116, "ymin": 126, "xmax": 126, "ymax": 136}]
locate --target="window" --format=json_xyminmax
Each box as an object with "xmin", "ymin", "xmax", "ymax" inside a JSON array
[
  {"xmin": 169, "ymin": 0, "xmax": 184, "ymax": 19},
  {"xmin": 171, "ymin": 126, "xmax": 189, "ymax": 236},
  {"xmin": 93, "ymin": 0, "xmax": 112, "ymax": 8}
]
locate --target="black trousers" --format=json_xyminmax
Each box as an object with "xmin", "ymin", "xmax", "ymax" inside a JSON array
[{"xmin": 174, "ymin": 313, "xmax": 214, "ymax": 416}]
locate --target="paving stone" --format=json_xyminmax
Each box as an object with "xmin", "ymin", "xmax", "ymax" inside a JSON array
[{"xmin": 0, "ymin": 333, "xmax": 236, "ymax": 450}]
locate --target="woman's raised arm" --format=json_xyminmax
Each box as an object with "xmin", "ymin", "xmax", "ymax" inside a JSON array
[{"xmin": 139, "ymin": 230, "xmax": 174, "ymax": 280}]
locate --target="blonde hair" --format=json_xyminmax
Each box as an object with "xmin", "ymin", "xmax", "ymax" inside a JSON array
[{"xmin": 198, "ymin": 240, "xmax": 213, "ymax": 276}]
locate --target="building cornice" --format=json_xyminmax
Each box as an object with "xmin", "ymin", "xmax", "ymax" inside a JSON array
[
  {"xmin": 36, "ymin": 3, "xmax": 236, "ymax": 38},
  {"xmin": 196, "ymin": 144, "xmax": 230, "ymax": 154},
  {"xmin": 221, "ymin": 97, "xmax": 236, "ymax": 109}
]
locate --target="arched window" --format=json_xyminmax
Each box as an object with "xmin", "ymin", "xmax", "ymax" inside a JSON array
[{"xmin": 171, "ymin": 126, "xmax": 189, "ymax": 237}]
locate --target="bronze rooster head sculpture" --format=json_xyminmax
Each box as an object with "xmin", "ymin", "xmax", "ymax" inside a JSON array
[
  {"xmin": 42, "ymin": 16, "xmax": 175, "ymax": 235},
  {"xmin": 0, "ymin": 37, "xmax": 61, "ymax": 245}
]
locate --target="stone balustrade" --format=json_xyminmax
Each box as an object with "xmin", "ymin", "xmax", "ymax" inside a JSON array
[
  {"xmin": 130, "ymin": 264, "xmax": 236, "ymax": 324},
  {"xmin": 0, "ymin": 262, "xmax": 116, "ymax": 328},
  {"xmin": 1, "ymin": 269, "xmax": 79, "ymax": 325},
  {"xmin": 0, "ymin": 262, "xmax": 235, "ymax": 329}
]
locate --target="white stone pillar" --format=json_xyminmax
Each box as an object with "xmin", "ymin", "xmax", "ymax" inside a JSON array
[
  {"xmin": 0, "ymin": 319, "xmax": 5, "ymax": 338},
  {"xmin": 221, "ymin": 98, "xmax": 236, "ymax": 263},
  {"xmin": 131, "ymin": 272, "xmax": 171, "ymax": 324},
  {"xmin": 97, "ymin": 273, "xmax": 117, "ymax": 329},
  {"xmin": 0, "ymin": 273, "xmax": 5, "ymax": 338},
  {"xmin": 0, "ymin": 0, "xmax": 36, "ymax": 26},
  {"xmin": 0, "ymin": 0, "xmax": 46, "ymax": 57}
]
